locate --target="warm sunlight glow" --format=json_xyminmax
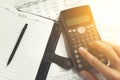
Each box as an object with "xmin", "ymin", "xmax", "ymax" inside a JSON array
[
  {"xmin": 92, "ymin": 7, "xmax": 120, "ymax": 27},
  {"xmin": 81, "ymin": 0, "xmax": 120, "ymax": 27}
]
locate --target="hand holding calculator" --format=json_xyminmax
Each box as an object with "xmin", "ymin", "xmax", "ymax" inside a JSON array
[{"xmin": 60, "ymin": 5, "xmax": 109, "ymax": 71}]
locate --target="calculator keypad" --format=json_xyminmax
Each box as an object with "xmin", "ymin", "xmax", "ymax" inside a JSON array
[
  {"xmin": 67, "ymin": 24, "xmax": 107, "ymax": 70},
  {"xmin": 68, "ymin": 24, "xmax": 99, "ymax": 48}
]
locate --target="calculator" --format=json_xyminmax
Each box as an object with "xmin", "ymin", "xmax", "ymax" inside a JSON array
[{"xmin": 59, "ymin": 5, "xmax": 108, "ymax": 71}]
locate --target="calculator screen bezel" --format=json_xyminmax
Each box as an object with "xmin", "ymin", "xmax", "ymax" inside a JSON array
[{"xmin": 60, "ymin": 5, "xmax": 94, "ymax": 29}]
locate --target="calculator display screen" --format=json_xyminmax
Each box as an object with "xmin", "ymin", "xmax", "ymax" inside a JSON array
[{"xmin": 66, "ymin": 15, "xmax": 90, "ymax": 27}]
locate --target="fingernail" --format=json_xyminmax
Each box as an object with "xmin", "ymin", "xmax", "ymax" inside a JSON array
[{"xmin": 79, "ymin": 47, "xmax": 85, "ymax": 52}]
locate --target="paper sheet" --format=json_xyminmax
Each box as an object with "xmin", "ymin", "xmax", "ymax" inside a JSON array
[
  {"xmin": 15, "ymin": 0, "xmax": 65, "ymax": 20},
  {"xmin": 0, "ymin": 5, "xmax": 54, "ymax": 80},
  {"xmin": 14, "ymin": 0, "xmax": 81, "ymax": 20}
]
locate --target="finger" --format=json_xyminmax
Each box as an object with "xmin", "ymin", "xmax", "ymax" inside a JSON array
[
  {"xmin": 79, "ymin": 47, "xmax": 113, "ymax": 73},
  {"xmin": 103, "ymin": 41, "xmax": 120, "ymax": 57},
  {"xmin": 103, "ymin": 71, "xmax": 120, "ymax": 80},
  {"xmin": 80, "ymin": 70, "xmax": 98, "ymax": 80},
  {"xmin": 89, "ymin": 41, "xmax": 120, "ymax": 66},
  {"xmin": 79, "ymin": 47, "xmax": 120, "ymax": 80}
]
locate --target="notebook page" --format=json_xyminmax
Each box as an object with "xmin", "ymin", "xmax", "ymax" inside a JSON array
[{"xmin": 0, "ymin": 5, "xmax": 54, "ymax": 80}]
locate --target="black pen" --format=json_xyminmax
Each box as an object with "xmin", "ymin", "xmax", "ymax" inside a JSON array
[{"xmin": 7, "ymin": 23, "xmax": 28, "ymax": 66}]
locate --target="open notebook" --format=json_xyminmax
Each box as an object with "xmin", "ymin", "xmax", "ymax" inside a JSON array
[{"xmin": 0, "ymin": 5, "xmax": 58, "ymax": 80}]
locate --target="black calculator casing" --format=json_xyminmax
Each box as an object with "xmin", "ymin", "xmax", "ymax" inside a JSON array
[{"xmin": 60, "ymin": 5, "xmax": 108, "ymax": 71}]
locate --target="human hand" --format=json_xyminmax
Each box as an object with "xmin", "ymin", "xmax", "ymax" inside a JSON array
[{"xmin": 78, "ymin": 41, "xmax": 120, "ymax": 80}]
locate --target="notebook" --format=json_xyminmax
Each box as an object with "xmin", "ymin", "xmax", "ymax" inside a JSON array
[{"xmin": 0, "ymin": 5, "xmax": 57, "ymax": 80}]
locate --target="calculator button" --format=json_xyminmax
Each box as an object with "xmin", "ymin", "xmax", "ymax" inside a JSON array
[
  {"xmin": 68, "ymin": 30, "xmax": 72, "ymax": 32},
  {"xmin": 78, "ymin": 44, "xmax": 81, "ymax": 47},
  {"xmin": 74, "ymin": 50, "xmax": 78, "ymax": 53},
  {"xmin": 77, "ymin": 27, "xmax": 86, "ymax": 34},
  {"xmin": 89, "ymin": 34, "xmax": 93, "ymax": 37},
  {"xmin": 86, "ymin": 26, "xmax": 90, "ymax": 28},
  {"xmin": 81, "ymin": 40, "xmax": 85, "ymax": 42},
  {"xmin": 77, "ymin": 59, "xmax": 81, "ymax": 63},
  {"xmin": 73, "ymin": 29, "xmax": 76, "ymax": 32},
  {"xmin": 78, "ymin": 64, "xmax": 83, "ymax": 68},
  {"xmin": 86, "ymin": 38, "xmax": 89, "ymax": 41},
  {"xmin": 73, "ymin": 45, "xmax": 77, "ymax": 48},
  {"xmin": 71, "ymin": 38, "xmax": 75, "ymax": 41},
  {"xmin": 91, "ymin": 24, "xmax": 94, "ymax": 27},
  {"xmin": 76, "ymin": 55, "xmax": 79, "ymax": 58},
  {"xmin": 90, "ymin": 37, "xmax": 93, "ymax": 40}
]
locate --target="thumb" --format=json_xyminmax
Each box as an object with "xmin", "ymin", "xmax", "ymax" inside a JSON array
[{"xmin": 80, "ymin": 70, "xmax": 98, "ymax": 80}]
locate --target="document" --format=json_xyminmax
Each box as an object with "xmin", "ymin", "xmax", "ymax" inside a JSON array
[
  {"xmin": 0, "ymin": 5, "xmax": 54, "ymax": 80},
  {"xmin": 16, "ymin": 0, "xmax": 65, "ymax": 20},
  {"xmin": 14, "ymin": 0, "xmax": 81, "ymax": 20}
]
